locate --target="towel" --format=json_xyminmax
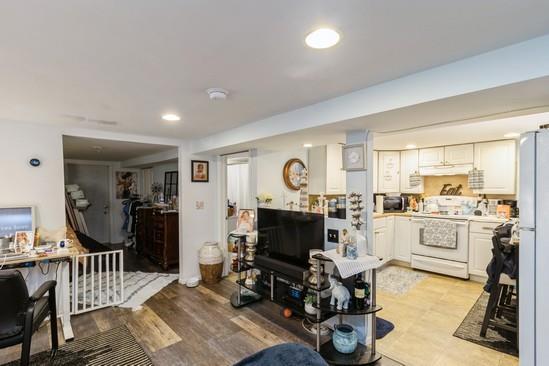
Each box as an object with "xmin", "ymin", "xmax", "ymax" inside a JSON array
[
  {"xmin": 322, "ymin": 249, "xmax": 382, "ymax": 279},
  {"xmin": 421, "ymin": 219, "xmax": 457, "ymax": 248}
]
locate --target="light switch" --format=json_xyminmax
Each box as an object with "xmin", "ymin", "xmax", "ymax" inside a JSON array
[
  {"xmin": 327, "ymin": 229, "xmax": 339, "ymax": 243},
  {"xmin": 195, "ymin": 201, "xmax": 204, "ymax": 209}
]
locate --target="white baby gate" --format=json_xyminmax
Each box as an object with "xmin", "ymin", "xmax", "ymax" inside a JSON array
[{"xmin": 71, "ymin": 250, "xmax": 124, "ymax": 314}]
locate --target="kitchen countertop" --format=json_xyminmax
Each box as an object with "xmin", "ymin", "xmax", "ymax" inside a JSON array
[{"xmin": 372, "ymin": 211, "xmax": 512, "ymax": 223}]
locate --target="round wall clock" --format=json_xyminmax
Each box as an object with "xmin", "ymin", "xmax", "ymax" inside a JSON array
[{"xmin": 283, "ymin": 158, "xmax": 306, "ymax": 191}]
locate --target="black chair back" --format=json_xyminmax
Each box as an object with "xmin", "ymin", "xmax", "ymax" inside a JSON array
[{"xmin": 0, "ymin": 271, "xmax": 29, "ymax": 338}]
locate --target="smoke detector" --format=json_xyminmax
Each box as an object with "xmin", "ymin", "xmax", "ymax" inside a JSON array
[{"xmin": 206, "ymin": 88, "xmax": 228, "ymax": 100}]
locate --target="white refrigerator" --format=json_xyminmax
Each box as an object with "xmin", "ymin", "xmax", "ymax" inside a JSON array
[{"xmin": 519, "ymin": 129, "xmax": 549, "ymax": 366}]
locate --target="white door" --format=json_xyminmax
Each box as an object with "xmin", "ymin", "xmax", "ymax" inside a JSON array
[
  {"xmin": 326, "ymin": 144, "xmax": 346, "ymax": 194},
  {"xmin": 468, "ymin": 232, "xmax": 493, "ymax": 277},
  {"xmin": 373, "ymin": 226, "xmax": 388, "ymax": 262},
  {"xmin": 473, "ymin": 140, "xmax": 516, "ymax": 194},
  {"xmin": 400, "ymin": 149, "xmax": 423, "ymax": 193},
  {"xmin": 444, "ymin": 144, "xmax": 474, "ymax": 165},
  {"xmin": 373, "ymin": 151, "xmax": 378, "ymax": 193},
  {"xmin": 377, "ymin": 151, "xmax": 400, "ymax": 193},
  {"xmin": 66, "ymin": 164, "xmax": 110, "ymax": 243},
  {"xmin": 419, "ymin": 147, "xmax": 444, "ymax": 167},
  {"xmin": 386, "ymin": 216, "xmax": 394, "ymax": 261},
  {"xmin": 394, "ymin": 216, "xmax": 411, "ymax": 262}
]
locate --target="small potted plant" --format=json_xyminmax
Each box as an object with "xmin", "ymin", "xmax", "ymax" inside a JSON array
[
  {"xmin": 256, "ymin": 192, "xmax": 273, "ymax": 208},
  {"xmin": 304, "ymin": 294, "xmax": 318, "ymax": 315}
]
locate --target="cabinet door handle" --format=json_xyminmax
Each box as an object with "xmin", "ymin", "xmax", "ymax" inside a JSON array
[{"xmin": 482, "ymin": 226, "xmax": 494, "ymax": 231}]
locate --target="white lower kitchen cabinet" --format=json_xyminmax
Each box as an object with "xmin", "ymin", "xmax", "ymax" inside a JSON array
[
  {"xmin": 386, "ymin": 216, "xmax": 395, "ymax": 262},
  {"xmin": 468, "ymin": 232, "xmax": 493, "ymax": 277},
  {"xmin": 373, "ymin": 218, "xmax": 391, "ymax": 263},
  {"xmin": 394, "ymin": 216, "xmax": 412, "ymax": 262}
]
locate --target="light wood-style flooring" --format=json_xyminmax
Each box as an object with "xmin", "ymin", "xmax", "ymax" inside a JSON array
[
  {"xmin": 0, "ymin": 278, "xmax": 400, "ymax": 365},
  {"xmin": 376, "ymin": 265, "xmax": 519, "ymax": 366}
]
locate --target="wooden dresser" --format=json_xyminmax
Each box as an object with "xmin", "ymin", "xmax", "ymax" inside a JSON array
[{"xmin": 136, "ymin": 207, "xmax": 179, "ymax": 270}]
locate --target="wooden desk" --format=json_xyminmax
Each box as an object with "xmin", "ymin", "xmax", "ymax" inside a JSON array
[{"xmin": 1, "ymin": 243, "xmax": 84, "ymax": 341}]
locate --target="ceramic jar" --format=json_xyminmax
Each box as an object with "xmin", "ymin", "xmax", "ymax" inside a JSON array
[
  {"xmin": 332, "ymin": 324, "xmax": 358, "ymax": 354},
  {"xmin": 199, "ymin": 242, "xmax": 224, "ymax": 284}
]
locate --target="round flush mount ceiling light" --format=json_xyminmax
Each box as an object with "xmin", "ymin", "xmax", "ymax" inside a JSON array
[
  {"xmin": 206, "ymin": 88, "xmax": 229, "ymax": 100},
  {"xmin": 303, "ymin": 143, "xmax": 313, "ymax": 148},
  {"xmin": 162, "ymin": 114, "xmax": 181, "ymax": 122},
  {"xmin": 405, "ymin": 144, "xmax": 417, "ymax": 149},
  {"xmin": 305, "ymin": 28, "xmax": 340, "ymax": 49},
  {"xmin": 504, "ymin": 132, "xmax": 520, "ymax": 138}
]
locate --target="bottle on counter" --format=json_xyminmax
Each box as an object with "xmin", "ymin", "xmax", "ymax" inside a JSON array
[
  {"xmin": 418, "ymin": 198, "xmax": 424, "ymax": 213},
  {"xmin": 354, "ymin": 273, "xmax": 365, "ymax": 310},
  {"xmin": 364, "ymin": 281, "xmax": 371, "ymax": 307}
]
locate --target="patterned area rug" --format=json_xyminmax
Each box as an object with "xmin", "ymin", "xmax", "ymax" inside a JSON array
[
  {"xmin": 2, "ymin": 326, "xmax": 152, "ymax": 366},
  {"xmin": 376, "ymin": 265, "xmax": 428, "ymax": 295},
  {"xmin": 454, "ymin": 292, "xmax": 518, "ymax": 356},
  {"xmin": 74, "ymin": 271, "xmax": 179, "ymax": 311}
]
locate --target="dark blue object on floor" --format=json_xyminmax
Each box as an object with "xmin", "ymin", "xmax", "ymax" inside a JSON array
[
  {"xmin": 234, "ymin": 343, "xmax": 328, "ymax": 366},
  {"xmin": 376, "ymin": 317, "xmax": 395, "ymax": 339}
]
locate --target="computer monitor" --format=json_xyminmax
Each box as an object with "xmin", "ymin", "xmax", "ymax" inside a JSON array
[{"xmin": 0, "ymin": 206, "xmax": 35, "ymax": 238}]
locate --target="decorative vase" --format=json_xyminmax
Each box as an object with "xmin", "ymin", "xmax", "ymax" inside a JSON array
[
  {"xmin": 199, "ymin": 241, "xmax": 224, "ymax": 284},
  {"xmin": 304, "ymin": 303, "xmax": 317, "ymax": 315},
  {"xmin": 332, "ymin": 324, "xmax": 358, "ymax": 354}
]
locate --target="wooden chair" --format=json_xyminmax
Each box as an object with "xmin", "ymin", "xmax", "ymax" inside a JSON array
[
  {"xmin": 0, "ymin": 270, "xmax": 58, "ymax": 366},
  {"xmin": 480, "ymin": 231, "xmax": 517, "ymax": 338}
]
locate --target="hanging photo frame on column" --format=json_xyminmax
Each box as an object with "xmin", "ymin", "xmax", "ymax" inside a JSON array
[{"xmin": 342, "ymin": 143, "xmax": 367, "ymax": 171}]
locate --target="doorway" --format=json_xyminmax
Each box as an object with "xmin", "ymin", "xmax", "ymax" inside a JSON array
[{"xmin": 65, "ymin": 163, "xmax": 111, "ymax": 243}]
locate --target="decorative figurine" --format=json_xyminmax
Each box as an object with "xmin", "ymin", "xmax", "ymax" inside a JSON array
[{"xmin": 328, "ymin": 276, "xmax": 351, "ymax": 310}]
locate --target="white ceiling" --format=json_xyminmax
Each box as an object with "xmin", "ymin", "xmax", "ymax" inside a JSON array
[
  {"xmin": 63, "ymin": 136, "xmax": 176, "ymax": 161},
  {"xmin": 1, "ymin": 1, "xmax": 549, "ymax": 139},
  {"xmin": 373, "ymin": 112, "xmax": 549, "ymax": 150},
  {"xmin": 202, "ymin": 76, "xmax": 549, "ymax": 154}
]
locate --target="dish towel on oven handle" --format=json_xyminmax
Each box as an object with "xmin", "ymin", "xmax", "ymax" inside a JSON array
[
  {"xmin": 422, "ymin": 219, "xmax": 457, "ymax": 249},
  {"xmin": 322, "ymin": 249, "xmax": 382, "ymax": 279}
]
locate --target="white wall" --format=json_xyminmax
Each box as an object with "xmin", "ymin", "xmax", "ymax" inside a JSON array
[
  {"xmin": 255, "ymin": 148, "xmax": 308, "ymax": 209},
  {"xmin": 152, "ymin": 161, "xmax": 179, "ymax": 188},
  {"xmin": 178, "ymin": 147, "xmax": 220, "ymax": 282},
  {"xmin": 0, "ymin": 120, "xmax": 65, "ymax": 231}
]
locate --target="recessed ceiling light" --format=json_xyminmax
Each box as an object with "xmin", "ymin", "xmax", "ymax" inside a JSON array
[
  {"xmin": 162, "ymin": 114, "xmax": 180, "ymax": 122},
  {"xmin": 405, "ymin": 144, "xmax": 417, "ymax": 149},
  {"xmin": 303, "ymin": 143, "xmax": 313, "ymax": 148},
  {"xmin": 91, "ymin": 145, "xmax": 103, "ymax": 153},
  {"xmin": 504, "ymin": 132, "xmax": 520, "ymax": 138},
  {"xmin": 305, "ymin": 28, "xmax": 340, "ymax": 49}
]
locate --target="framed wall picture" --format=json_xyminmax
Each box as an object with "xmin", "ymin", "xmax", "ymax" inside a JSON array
[
  {"xmin": 115, "ymin": 171, "xmax": 138, "ymax": 199},
  {"xmin": 164, "ymin": 171, "xmax": 178, "ymax": 198},
  {"xmin": 191, "ymin": 160, "xmax": 209, "ymax": 182},
  {"xmin": 342, "ymin": 143, "xmax": 367, "ymax": 171},
  {"xmin": 282, "ymin": 158, "xmax": 306, "ymax": 191}
]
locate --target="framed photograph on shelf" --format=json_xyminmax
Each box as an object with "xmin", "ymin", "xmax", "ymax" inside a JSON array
[
  {"xmin": 191, "ymin": 160, "xmax": 209, "ymax": 182},
  {"xmin": 236, "ymin": 209, "xmax": 255, "ymax": 233},
  {"xmin": 14, "ymin": 231, "xmax": 34, "ymax": 252},
  {"xmin": 342, "ymin": 143, "xmax": 367, "ymax": 171}
]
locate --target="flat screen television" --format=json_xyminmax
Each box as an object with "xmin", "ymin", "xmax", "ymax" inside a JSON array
[{"xmin": 257, "ymin": 208, "xmax": 324, "ymax": 268}]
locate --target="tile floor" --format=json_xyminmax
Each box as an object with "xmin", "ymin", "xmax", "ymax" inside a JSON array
[{"xmin": 376, "ymin": 265, "xmax": 519, "ymax": 366}]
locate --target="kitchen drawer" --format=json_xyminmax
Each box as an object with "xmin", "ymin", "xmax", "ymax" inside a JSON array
[
  {"xmin": 374, "ymin": 217, "xmax": 387, "ymax": 229},
  {"xmin": 469, "ymin": 220, "xmax": 501, "ymax": 234}
]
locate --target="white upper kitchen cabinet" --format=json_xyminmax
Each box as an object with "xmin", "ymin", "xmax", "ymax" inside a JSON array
[
  {"xmin": 400, "ymin": 149, "xmax": 423, "ymax": 193},
  {"xmin": 473, "ymin": 140, "xmax": 516, "ymax": 194},
  {"xmin": 394, "ymin": 216, "xmax": 412, "ymax": 262},
  {"xmin": 377, "ymin": 151, "xmax": 400, "ymax": 193},
  {"xmin": 419, "ymin": 147, "xmax": 444, "ymax": 167},
  {"xmin": 444, "ymin": 144, "xmax": 474, "ymax": 165},
  {"xmin": 308, "ymin": 144, "xmax": 346, "ymax": 195},
  {"xmin": 373, "ymin": 151, "xmax": 378, "ymax": 194}
]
